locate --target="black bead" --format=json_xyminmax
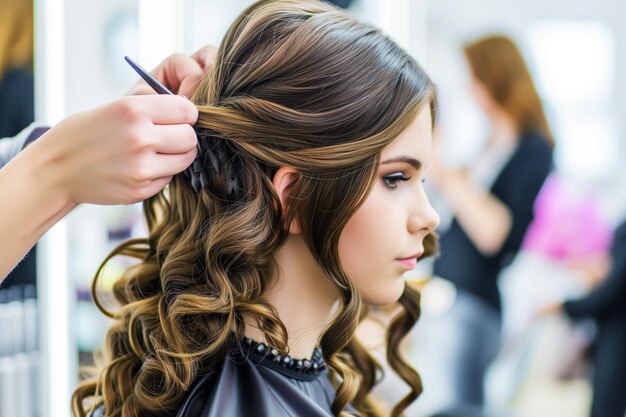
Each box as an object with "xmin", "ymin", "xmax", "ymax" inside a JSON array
[{"xmin": 240, "ymin": 336, "xmax": 325, "ymax": 375}]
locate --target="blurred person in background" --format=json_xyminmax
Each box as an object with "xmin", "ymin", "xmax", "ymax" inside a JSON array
[
  {"xmin": 426, "ymin": 35, "xmax": 553, "ymax": 414},
  {"xmin": 0, "ymin": 0, "xmax": 34, "ymax": 137},
  {"xmin": 0, "ymin": 0, "xmax": 37, "ymax": 287},
  {"xmin": 541, "ymin": 218, "xmax": 626, "ymax": 417},
  {"xmin": 486, "ymin": 174, "xmax": 613, "ymax": 413}
]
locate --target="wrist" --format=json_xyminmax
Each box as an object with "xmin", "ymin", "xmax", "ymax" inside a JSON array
[
  {"xmin": 0, "ymin": 142, "xmax": 77, "ymax": 280},
  {"xmin": 23, "ymin": 136, "xmax": 78, "ymax": 216}
]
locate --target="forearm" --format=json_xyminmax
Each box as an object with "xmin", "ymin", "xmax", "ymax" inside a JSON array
[
  {"xmin": 0, "ymin": 123, "xmax": 41, "ymax": 169},
  {"xmin": 0, "ymin": 49, "xmax": 209, "ymax": 281},
  {"xmin": 564, "ymin": 261, "xmax": 626, "ymax": 319},
  {"xmin": 441, "ymin": 170, "xmax": 511, "ymax": 255},
  {"xmin": 0, "ymin": 143, "xmax": 76, "ymax": 281}
]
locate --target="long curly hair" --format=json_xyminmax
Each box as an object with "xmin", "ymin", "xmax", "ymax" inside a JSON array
[{"xmin": 72, "ymin": 1, "xmax": 438, "ymax": 416}]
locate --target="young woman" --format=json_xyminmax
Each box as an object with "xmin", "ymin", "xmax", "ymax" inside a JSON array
[
  {"xmin": 73, "ymin": 1, "xmax": 440, "ymax": 416},
  {"xmin": 428, "ymin": 35, "xmax": 553, "ymax": 410}
]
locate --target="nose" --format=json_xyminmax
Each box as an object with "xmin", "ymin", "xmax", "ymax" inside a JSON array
[{"xmin": 408, "ymin": 194, "xmax": 440, "ymax": 236}]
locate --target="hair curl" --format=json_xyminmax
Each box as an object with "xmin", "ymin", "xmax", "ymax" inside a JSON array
[{"xmin": 72, "ymin": 1, "xmax": 438, "ymax": 416}]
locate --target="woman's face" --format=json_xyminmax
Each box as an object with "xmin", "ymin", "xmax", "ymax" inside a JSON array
[
  {"xmin": 468, "ymin": 75, "xmax": 496, "ymax": 115},
  {"xmin": 338, "ymin": 106, "xmax": 440, "ymax": 306}
]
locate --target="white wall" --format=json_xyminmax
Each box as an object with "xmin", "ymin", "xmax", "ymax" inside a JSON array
[{"xmin": 64, "ymin": 0, "xmax": 138, "ymax": 115}]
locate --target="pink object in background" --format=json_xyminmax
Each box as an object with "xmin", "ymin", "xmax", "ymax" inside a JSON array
[{"xmin": 522, "ymin": 175, "xmax": 613, "ymax": 261}]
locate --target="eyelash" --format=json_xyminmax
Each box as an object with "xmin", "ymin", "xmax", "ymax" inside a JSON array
[
  {"xmin": 383, "ymin": 172, "xmax": 411, "ymax": 189},
  {"xmin": 382, "ymin": 172, "xmax": 426, "ymax": 189}
]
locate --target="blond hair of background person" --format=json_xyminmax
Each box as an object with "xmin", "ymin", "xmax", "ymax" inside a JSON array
[
  {"xmin": 0, "ymin": 0, "xmax": 35, "ymax": 137},
  {"xmin": 0, "ymin": 0, "xmax": 33, "ymax": 82}
]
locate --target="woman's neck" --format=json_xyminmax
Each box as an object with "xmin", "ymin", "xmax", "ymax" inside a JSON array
[
  {"xmin": 487, "ymin": 109, "xmax": 519, "ymax": 147},
  {"xmin": 244, "ymin": 234, "xmax": 341, "ymax": 358}
]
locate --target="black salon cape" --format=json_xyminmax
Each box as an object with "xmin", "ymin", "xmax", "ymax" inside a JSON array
[
  {"xmin": 176, "ymin": 354, "xmax": 339, "ymax": 417},
  {"xmin": 92, "ymin": 352, "xmax": 347, "ymax": 417}
]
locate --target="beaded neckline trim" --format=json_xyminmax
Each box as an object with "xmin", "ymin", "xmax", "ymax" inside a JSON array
[{"xmin": 241, "ymin": 336, "xmax": 327, "ymax": 379}]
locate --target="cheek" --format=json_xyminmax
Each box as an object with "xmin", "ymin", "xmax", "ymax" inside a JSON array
[
  {"xmin": 338, "ymin": 205, "xmax": 376, "ymax": 275},
  {"xmin": 338, "ymin": 187, "xmax": 406, "ymax": 306}
]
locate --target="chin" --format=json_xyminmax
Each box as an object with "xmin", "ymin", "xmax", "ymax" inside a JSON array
[{"xmin": 362, "ymin": 279, "xmax": 406, "ymax": 306}]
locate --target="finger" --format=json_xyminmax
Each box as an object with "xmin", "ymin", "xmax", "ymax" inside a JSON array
[
  {"xmin": 174, "ymin": 49, "xmax": 214, "ymax": 97},
  {"xmin": 154, "ymin": 53, "xmax": 204, "ymax": 95},
  {"xmin": 135, "ymin": 95, "xmax": 198, "ymax": 125},
  {"xmin": 150, "ymin": 148, "xmax": 198, "ymax": 178},
  {"xmin": 178, "ymin": 73, "xmax": 205, "ymax": 99},
  {"xmin": 137, "ymin": 176, "xmax": 174, "ymax": 201},
  {"xmin": 191, "ymin": 45, "xmax": 218, "ymax": 71},
  {"xmin": 152, "ymin": 124, "xmax": 198, "ymax": 155}
]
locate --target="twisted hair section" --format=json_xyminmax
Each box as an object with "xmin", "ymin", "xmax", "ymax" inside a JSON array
[{"xmin": 72, "ymin": 1, "xmax": 438, "ymax": 416}]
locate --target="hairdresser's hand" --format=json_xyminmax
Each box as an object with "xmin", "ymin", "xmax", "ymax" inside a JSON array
[
  {"xmin": 30, "ymin": 94, "xmax": 198, "ymax": 205},
  {"xmin": 128, "ymin": 45, "xmax": 218, "ymax": 97},
  {"xmin": 537, "ymin": 301, "xmax": 564, "ymax": 317}
]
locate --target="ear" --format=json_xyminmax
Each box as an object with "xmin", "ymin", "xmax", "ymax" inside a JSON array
[{"xmin": 272, "ymin": 167, "xmax": 301, "ymax": 234}]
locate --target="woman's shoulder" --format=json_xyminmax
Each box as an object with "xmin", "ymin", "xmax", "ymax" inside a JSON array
[
  {"xmin": 614, "ymin": 219, "xmax": 626, "ymax": 242},
  {"xmin": 502, "ymin": 130, "xmax": 553, "ymax": 177},
  {"xmin": 92, "ymin": 356, "xmax": 336, "ymax": 417},
  {"xmin": 87, "ymin": 342, "xmax": 338, "ymax": 417},
  {"xmin": 518, "ymin": 131, "xmax": 553, "ymax": 156},
  {"xmin": 176, "ymin": 349, "xmax": 336, "ymax": 417}
]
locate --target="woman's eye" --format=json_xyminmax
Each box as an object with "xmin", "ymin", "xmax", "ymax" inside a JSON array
[{"xmin": 383, "ymin": 173, "xmax": 411, "ymax": 189}]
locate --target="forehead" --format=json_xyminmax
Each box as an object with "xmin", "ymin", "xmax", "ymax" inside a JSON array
[{"xmin": 380, "ymin": 106, "xmax": 433, "ymax": 160}]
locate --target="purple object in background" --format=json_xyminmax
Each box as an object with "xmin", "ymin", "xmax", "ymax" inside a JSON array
[{"xmin": 522, "ymin": 174, "xmax": 613, "ymax": 260}]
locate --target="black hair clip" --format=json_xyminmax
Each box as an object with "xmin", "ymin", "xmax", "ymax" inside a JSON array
[{"xmin": 184, "ymin": 127, "xmax": 243, "ymax": 199}]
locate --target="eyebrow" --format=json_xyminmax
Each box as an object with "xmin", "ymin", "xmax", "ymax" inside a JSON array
[{"xmin": 380, "ymin": 156, "xmax": 422, "ymax": 170}]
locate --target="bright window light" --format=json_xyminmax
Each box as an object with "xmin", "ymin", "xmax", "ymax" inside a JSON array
[
  {"xmin": 528, "ymin": 21, "xmax": 618, "ymax": 179},
  {"xmin": 529, "ymin": 21, "xmax": 615, "ymax": 105}
]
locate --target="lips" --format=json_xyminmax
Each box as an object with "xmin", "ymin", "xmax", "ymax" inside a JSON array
[
  {"xmin": 395, "ymin": 251, "xmax": 423, "ymax": 270},
  {"xmin": 398, "ymin": 251, "xmax": 424, "ymax": 261},
  {"xmin": 396, "ymin": 258, "xmax": 418, "ymax": 270}
]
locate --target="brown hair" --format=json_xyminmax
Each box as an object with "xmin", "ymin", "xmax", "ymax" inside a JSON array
[
  {"xmin": 0, "ymin": 0, "xmax": 33, "ymax": 80},
  {"xmin": 72, "ymin": 1, "xmax": 438, "ymax": 416},
  {"xmin": 463, "ymin": 35, "xmax": 553, "ymax": 145}
]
